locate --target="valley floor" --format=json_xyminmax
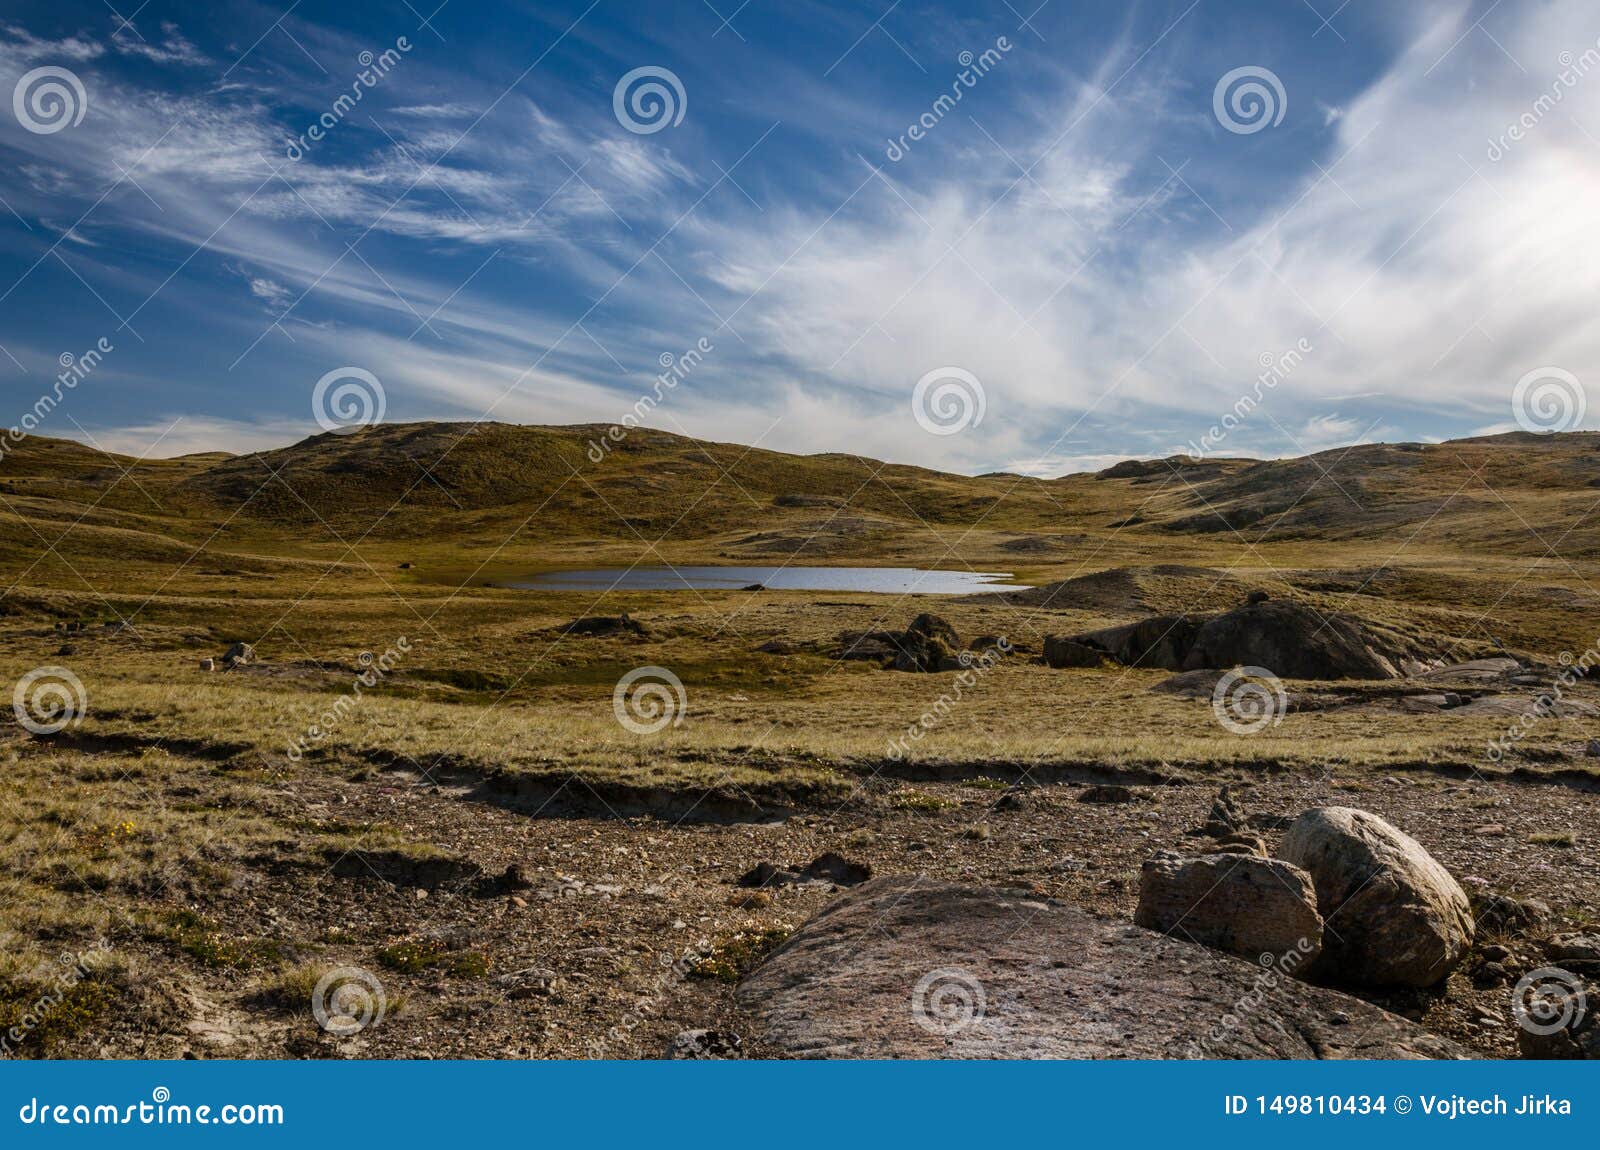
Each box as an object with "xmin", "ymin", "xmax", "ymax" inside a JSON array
[{"xmin": 3, "ymin": 566, "xmax": 1599, "ymax": 1059}]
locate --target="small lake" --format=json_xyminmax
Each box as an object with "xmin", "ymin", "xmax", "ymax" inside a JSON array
[{"xmin": 506, "ymin": 566, "xmax": 1030, "ymax": 594}]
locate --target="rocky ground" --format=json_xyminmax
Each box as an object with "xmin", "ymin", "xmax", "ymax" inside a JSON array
[{"xmin": 12, "ymin": 727, "xmax": 1593, "ymax": 1060}]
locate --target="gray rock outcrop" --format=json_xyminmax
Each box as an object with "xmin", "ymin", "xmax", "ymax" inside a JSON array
[{"xmin": 738, "ymin": 876, "xmax": 1466, "ymax": 1059}]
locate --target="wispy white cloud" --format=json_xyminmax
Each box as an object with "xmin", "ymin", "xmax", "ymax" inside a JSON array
[
  {"xmin": 7, "ymin": 0, "xmax": 1598, "ymax": 477},
  {"xmin": 113, "ymin": 22, "xmax": 210, "ymax": 67}
]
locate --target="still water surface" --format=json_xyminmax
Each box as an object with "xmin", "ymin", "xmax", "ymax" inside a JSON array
[{"xmin": 507, "ymin": 566, "xmax": 1029, "ymax": 594}]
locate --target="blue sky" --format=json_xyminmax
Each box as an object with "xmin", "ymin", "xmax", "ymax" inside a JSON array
[{"xmin": 1, "ymin": 0, "xmax": 1597, "ymax": 473}]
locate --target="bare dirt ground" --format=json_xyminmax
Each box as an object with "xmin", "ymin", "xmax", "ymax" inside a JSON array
[{"xmin": 6, "ymin": 714, "xmax": 1596, "ymax": 1060}]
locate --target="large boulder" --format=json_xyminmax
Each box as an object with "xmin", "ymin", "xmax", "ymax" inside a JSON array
[
  {"xmin": 1053, "ymin": 597, "xmax": 1424, "ymax": 680},
  {"xmin": 891, "ymin": 614, "xmax": 962, "ymax": 672},
  {"xmin": 1276, "ymin": 807, "xmax": 1473, "ymax": 988},
  {"xmin": 1181, "ymin": 599, "xmax": 1400, "ymax": 679},
  {"xmin": 836, "ymin": 615, "xmax": 963, "ymax": 670},
  {"xmin": 1068, "ymin": 615, "xmax": 1200, "ymax": 670},
  {"xmin": 738, "ymin": 876, "xmax": 1466, "ymax": 1059},
  {"xmin": 1135, "ymin": 852, "xmax": 1323, "ymax": 966},
  {"xmin": 1042, "ymin": 636, "xmax": 1104, "ymax": 668}
]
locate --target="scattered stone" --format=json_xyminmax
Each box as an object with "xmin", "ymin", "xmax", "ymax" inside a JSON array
[
  {"xmin": 1546, "ymin": 933, "xmax": 1600, "ymax": 964},
  {"xmin": 1202, "ymin": 833, "xmax": 1268, "ymax": 857},
  {"xmin": 756, "ymin": 640, "xmax": 794, "ymax": 656},
  {"xmin": 740, "ymin": 583, "xmax": 765, "ymax": 592},
  {"xmin": 198, "ymin": 657, "xmax": 215, "ymax": 672},
  {"xmin": 1420, "ymin": 657, "xmax": 1520, "ymax": 681},
  {"xmin": 1245, "ymin": 590, "xmax": 1270, "ymax": 605},
  {"xmin": 992, "ymin": 787, "xmax": 1030, "ymax": 812},
  {"xmin": 327, "ymin": 848, "xmax": 483, "ymax": 891},
  {"xmin": 1149, "ymin": 668, "xmax": 1225, "ymax": 697},
  {"xmin": 837, "ymin": 614, "xmax": 967, "ymax": 672},
  {"xmin": 1200, "ymin": 784, "xmax": 1249, "ymax": 838},
  {"xmin": 970, "ymin": 634, "xmax": 1023, "ymax": 656},
  {"xmin": 736, "ymin": 863, "xmax": 787, "ymax": 889},
  {"xmin": 1474, "ymin": 824, "xmax": 1507, "ymax": 837},
  {"xmin": 560, "ymin": 613, "xmax": 647, "ymax": 637},
  {"xmin": 223, "ymin": 641, "xmax": 255, "ymax": 666},
  {"xmin": 1452, "ymin": 695, "xmax": 1598, "ymax": 718},
  {"xmin": 1077, "ymin": 784, "xmax": 1142, "ymax": 805},
  {"xmin": 476, "ymin": 864, "xmax": 533, "ymax": 897},
  {"xmin": 1135, "ymin": 851, "xmax": 1323, "ymax": 964},
  {"xmin": 835, "ymin": 629, "xmax": 904, "ymax": 661},
  {"xmin": 1516, "ymin": 979, "xmax": 1600, "ymax": 1060},
  {"xmin": 1277, "ymin": 806, "xmax": 1474, "ymax": 988},
  {"xmin": 804, "ymin": 851, "xmax": 872, "ymax": 886},
  {"xmin": 668, "ymin": 1029, "xmax": 743, "ymax": 1059},
  {"xmin": 497, "ymin": 966, "xmax": 559, "ymax": 999},
  {"xmin": 1471, "ymin": 961, "xmax": 1510, "ymax": 988},
  {"xmin": 738, "ymin": 852, "xmax": 872, "ymax": 889},
  {"xmin": 1470, "ymin": 891, "xmax": 1551, "ymax": 935},
  {"xmin": 56, "ymin": 644, "xmax": 76, "ymax": 656},
  {"xmin": 739, "ymin": 876, "xmax": 1466, "ymax": 1058}
]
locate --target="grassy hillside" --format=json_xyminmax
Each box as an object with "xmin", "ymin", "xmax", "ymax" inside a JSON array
[
  {"xmin": 4, "ymin": 422, "xmax": 1599, "ymax": 553},
  {"xmin": 3, "ymin": 423, "xmax": 1599, "ymax": 1060}
]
